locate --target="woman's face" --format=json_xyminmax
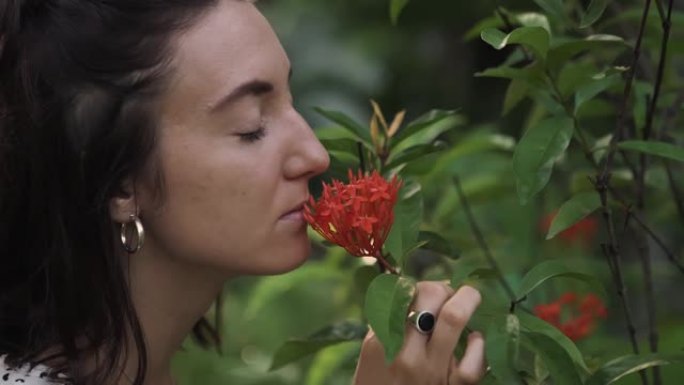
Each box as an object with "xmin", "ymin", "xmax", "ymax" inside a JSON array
[{"xmin": 135, "ymin": 0, "xmax": 329, "ymax": 275}]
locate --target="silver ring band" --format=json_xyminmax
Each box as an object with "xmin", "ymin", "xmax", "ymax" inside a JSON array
[{"xmin": 407, "ymin": 310, "xmax": 436, "ymax": 334}]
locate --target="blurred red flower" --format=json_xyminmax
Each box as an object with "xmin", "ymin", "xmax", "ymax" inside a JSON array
[
  {"xmin": 534, "ymin": 292, "xmax": 607, "ymax": 341},
  {"xmin": 304, "ymin": 170, "xmax": 402, "ymax": 261},
  {"xmin": 540, "ymin": 211, "xmax": 598, "ymax": 246}
]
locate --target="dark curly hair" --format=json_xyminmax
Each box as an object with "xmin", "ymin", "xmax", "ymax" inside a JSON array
[{"xmin": 0, "ymin": 1, "xmax": 221, "ymax": 384}]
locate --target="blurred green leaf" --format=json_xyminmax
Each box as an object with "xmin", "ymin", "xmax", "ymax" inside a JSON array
[
  {"xmin": 390, "ymin": 0, "xmax": 409, "ymax": 25},
  {"xmin": 546, "ymin": 192, "xmax": 601, "ymax": 240},
  {"xmin": 486, "ymin": 315, "xmax": 525, "ymax": 384},
  {"xmin": 585, "ymin": 353, "xmax": 684, "ymax": 385},
  {"xmin": 385, "ymin": 182, "xmax": 423, "ymax": 267},
  {"xmin": 532, "ymin": 0, "xmax": 565, "ymax": 19},
  {"xmin": 516, "ymin": 260, "xmax": 604, "ymax": 301},
  {"xmin": 364, "ymin": 274, "xmax": 416, "ymax": 363},
  {"xmin": 314, "ymin": 107, "xmax": 372, "ymax": 146},
  {"xmin": 245, "ymin": 264, "xmax": 345, "ymax": 320},
  {"xmin": 390, "ymin": 109, "xmax": 459, "ymax": 151},
  {"xmin": 319, "ymin": 138, "xmax": 363, "ymax": 156},
  {"xmin": 518, "ymin": 312, "xmax": 589, "ymax": 373},
  {"xmin": 547, "ymin": 35, "xmax": 626, "ymax": 72},
  {"xmin": 503, "ymin": 79, "xmax": 530, "ymax": 115},
  {"xmin": 418, "ymin": 230, "xmax": 460, "ymax": 259},
  {"xmin": 618, "ymin": 140, "xmax": 684, "ymax": 163},
  {"xmin": 580, "ymin": 0, "xmax": 609, "ymax": 28},
  {"xmin": 523, "ymin": 331, "xmax": 583, "ymax": 385},
  {"xmin": 385, "ymin": 142, "xmax": 447, "ymax": 171},
  {"xmin": 451, "ymin": 260, "xmax": 490, "ymax": 288},
  {"xmin": 516, "ymin": 12, "xmax": 551, "ymax": 33},
  {"xmin": 481, "ymin": 27, "xmax": 550, "ymax": 60},
  {"xmin": 575, "ymin": 73, "xmax": 621, "ymax": 112},
  {"xmin": 305, "ymin": 342, "xmax": 359, "ymax": 385},
  {"xmin": 270, "ymin": 321, "xmax": 368, "ymax": 371},
  {"xmin": 354, "ymin": 265, "xmax": 381, "ymax": 304},
  {"xmin": 513, "ymin": 116, "xmax": 574, "ymax": 205}
]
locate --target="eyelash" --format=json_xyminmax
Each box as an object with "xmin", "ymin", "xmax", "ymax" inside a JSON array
[{"xmin": 238, "ymin": 126, "xmax": 266, "ymax": 143}]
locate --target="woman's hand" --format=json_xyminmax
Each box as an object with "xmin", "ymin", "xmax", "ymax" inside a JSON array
[{"xmin": 353, "ymin": 282, "xmax": 486, "ymax": 385}]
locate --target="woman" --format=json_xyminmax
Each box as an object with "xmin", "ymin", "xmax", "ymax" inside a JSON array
[{"xmin": 0, "ymin": 0, "xmax": 486, "ymax": 384}]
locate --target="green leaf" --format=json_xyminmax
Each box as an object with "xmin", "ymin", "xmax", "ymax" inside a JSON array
[
  {"xmin": 523, "ymin": 331, "xmax": 583, "ymax": 385},
  {"xmin": 513, "ymin": 116, "xmax": 574, "ymax": 205},
  {"xmin": 385, "ymin": 142, "xmax": 447, "ymax": 171},
  {"xmin": 270, "ymin": 321, "xmax": 368, "ymax": 370},
  {"xmin": 516, "ymin": 12, "xmax": 551, "ymax": 33},
  {"xmin": 580, "ymin": 0, "xmax": 609, "ymax": 28},
  {"xmin": 319, "ymin": 138, "xmax": 363, "ymax": 156},
  {"xmin": 547, "ymin": 35, "xmax": 626, "ymax": 72},
  {"xmin": 390, "ymin": 0, "xmax": 409, "ymax": 25},
  {"xmin": 575, "ymin": 73, "xmax": 621, "ymax": 112},
  {"xmin": 450, "ymin": 258, "xmax": 490, "ymax": 288},
  {"xmin": 305, "ymin": 342, "xmax": 359, "ymax": 385},
  {"xmin": 532, "ymin": 0, "xmax": 565, "ymax": 19},
  {"xmin": 390, "ymin": 109, "xmax": 459, "ymax": 151},
  {"xmin": 618, "ymin": 140, "xmax": 684, "ymax": 163},
  {"xmin": 364, "ymin": 274, "xmax": 416, "ymax": 363},
  {"xmin": 385, "ymin": 182, "xmax": 423, "ymax": 268},
  {"xmin": 485, "ymin": 315, "xmax": 525, "ymax": 385},
  {"xmin": 481, "ymin": 27, "xmax": 550, "ymax": 60},
  {"xmin": 354, "ymin": 265, "xmax": 381, "ymax": 303},
  {"xmin": 503, "ymin": 79, "xmax": 530, "ymax": 115},
  {"xmin": 516, "ymin": 260, "xmax": 604, "ymax": 301},
  {"xmin": 546, "ymin": 192, "xmax": 601, "ymax": 240},
  {"xmin": 585, "ymin": 353, "xmax": 684, "ymax": 385},
  {"xmin": 314, "ymin": 107, "xmax": 372, "ymax": 146},
  {"xmin": 518, "ymin": 311, "xmax": 589, "ymax": 373},
  {"xmin": 418, "ymin": 230, "xmax": 460, "ymax": 259}
]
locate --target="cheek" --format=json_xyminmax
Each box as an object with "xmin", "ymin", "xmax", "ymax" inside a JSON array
[{"xmin": 142, "ymin": 134, "xmax": 294, "ymax": 272}]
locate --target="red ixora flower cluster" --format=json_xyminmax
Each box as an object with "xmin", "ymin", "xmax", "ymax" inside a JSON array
[
  {"xmin": 304, "ymin": 170, "xmax": 402, "ymax": 260},
  {"xmin": 540, "ymin": 211, "xmax": 598, "ymax": 246},
  {"xmin": 534, "ymin": 292, "xmax": 607, "ymax": 341}
]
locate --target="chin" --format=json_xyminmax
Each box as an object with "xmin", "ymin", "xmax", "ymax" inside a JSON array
[{"xmin": 250, "ymin": 238, "xmax": 312, "ymax": 276}]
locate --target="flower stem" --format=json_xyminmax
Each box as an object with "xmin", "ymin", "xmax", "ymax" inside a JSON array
[{"xmin": 375, "ymin": 253, "xmax": 399, "ymax": 275}]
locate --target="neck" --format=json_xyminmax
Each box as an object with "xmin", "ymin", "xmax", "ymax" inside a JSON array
[{"xmin": 123, "ymin": 240, "xmax": 226, "ymax": 385}]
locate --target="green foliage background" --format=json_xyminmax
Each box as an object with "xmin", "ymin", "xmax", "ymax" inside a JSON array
[{"xmin": 171, "ymin": 0, "xmax": 684, "ymax": 384}]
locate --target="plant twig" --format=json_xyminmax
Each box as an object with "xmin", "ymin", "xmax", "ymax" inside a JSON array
[
  {"xmin": 634, "ymin": 2, "xmax": 674, "ymax": 382},
  {"xmin": 452, "ymin": 176, "xmax": 516, "ymax": 302},
  {"xmin": 599, "ymin": 0, "xmax": 652, "ymax": 179},
  {"xmin": 628, "ymin": 207, "xmax": 684, "ymax": 275}
]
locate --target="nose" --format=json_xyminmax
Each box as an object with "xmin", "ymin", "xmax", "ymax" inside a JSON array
[{"xmin": 283, "ymin": 109, "xmax": 330, "ymax": 180}]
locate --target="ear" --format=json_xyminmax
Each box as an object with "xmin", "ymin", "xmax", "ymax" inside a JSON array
[{"xmin": 109, "ymin": 178, "xmax": 139, "ymax": 223}]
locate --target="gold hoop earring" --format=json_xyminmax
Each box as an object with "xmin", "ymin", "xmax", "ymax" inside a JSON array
[{"xmin": 120, "ymin": 214, "xmax": 145, "ymax": 253}]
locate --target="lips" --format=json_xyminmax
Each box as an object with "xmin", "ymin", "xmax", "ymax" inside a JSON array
[{"xmin": 279, "ymin": 199, "xmax": 307, "ymax": 219}]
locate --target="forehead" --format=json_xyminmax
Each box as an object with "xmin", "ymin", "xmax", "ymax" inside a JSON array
[{"xmin": 166, "ymin": 0, "xmax": 288, "ymax": 106}]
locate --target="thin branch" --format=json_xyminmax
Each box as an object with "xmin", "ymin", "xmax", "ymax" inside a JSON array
[
  {"xmin": 634, "ymin": 2, "xmax": 674, "ymax": 382},
  {"xmin": 452, "ymin": 176, "xmax": 517, "ymax": 302},
  {"xmin": 628, "ymin": 208, "xmax": 684, "ymax": 275},
  {"xmin": 599, "ymin": 0, "xmax": 652, "ymax": 179},
  {"xmin": 629, "ymin": 214, "xmax": 661, "ymax": 385}
]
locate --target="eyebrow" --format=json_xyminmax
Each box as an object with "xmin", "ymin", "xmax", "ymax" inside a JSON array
[{"xmin": 208, "ymin": 68, "xmax": 293, "ymax": 113}]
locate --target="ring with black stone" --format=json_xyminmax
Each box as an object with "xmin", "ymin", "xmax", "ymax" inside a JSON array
[{"xmin": 407, "ymin": 310, "xmax": 436, "ymax": 334}]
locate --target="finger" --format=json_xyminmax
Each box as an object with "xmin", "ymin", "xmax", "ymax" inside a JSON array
[
  {"xmin": 427, "ymin": 285, "xmax": 481, "ymax": 369},
  {"xmin": 402, "ymin": 281, "xmax": 452, "ymax": 356},
  {"xmin": 354, "ymin": 329, "xmax": 394, "ymax": 385},
  {"xmin": 455, "ymin": 331, "xmax": 486, "ymax": 384}
]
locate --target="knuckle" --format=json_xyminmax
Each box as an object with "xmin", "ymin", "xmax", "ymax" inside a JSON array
[
  {"xmin": 417, "ymin": 281, "xmax": 452, "ymax": 299},
  {"xmin": 459, "ymin": 285, "xmax": 482, "ymax": 306},
  {"xmin": 440, "ymin": 307, "xmax": 470, "ymax": 329},
  {"xmin": 392, "ymin": 355, "xmax": 421, "ymax": 374},
  {"xmin": 459, "ymin": 369, "xmax": 485, "ymax": 385}
]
